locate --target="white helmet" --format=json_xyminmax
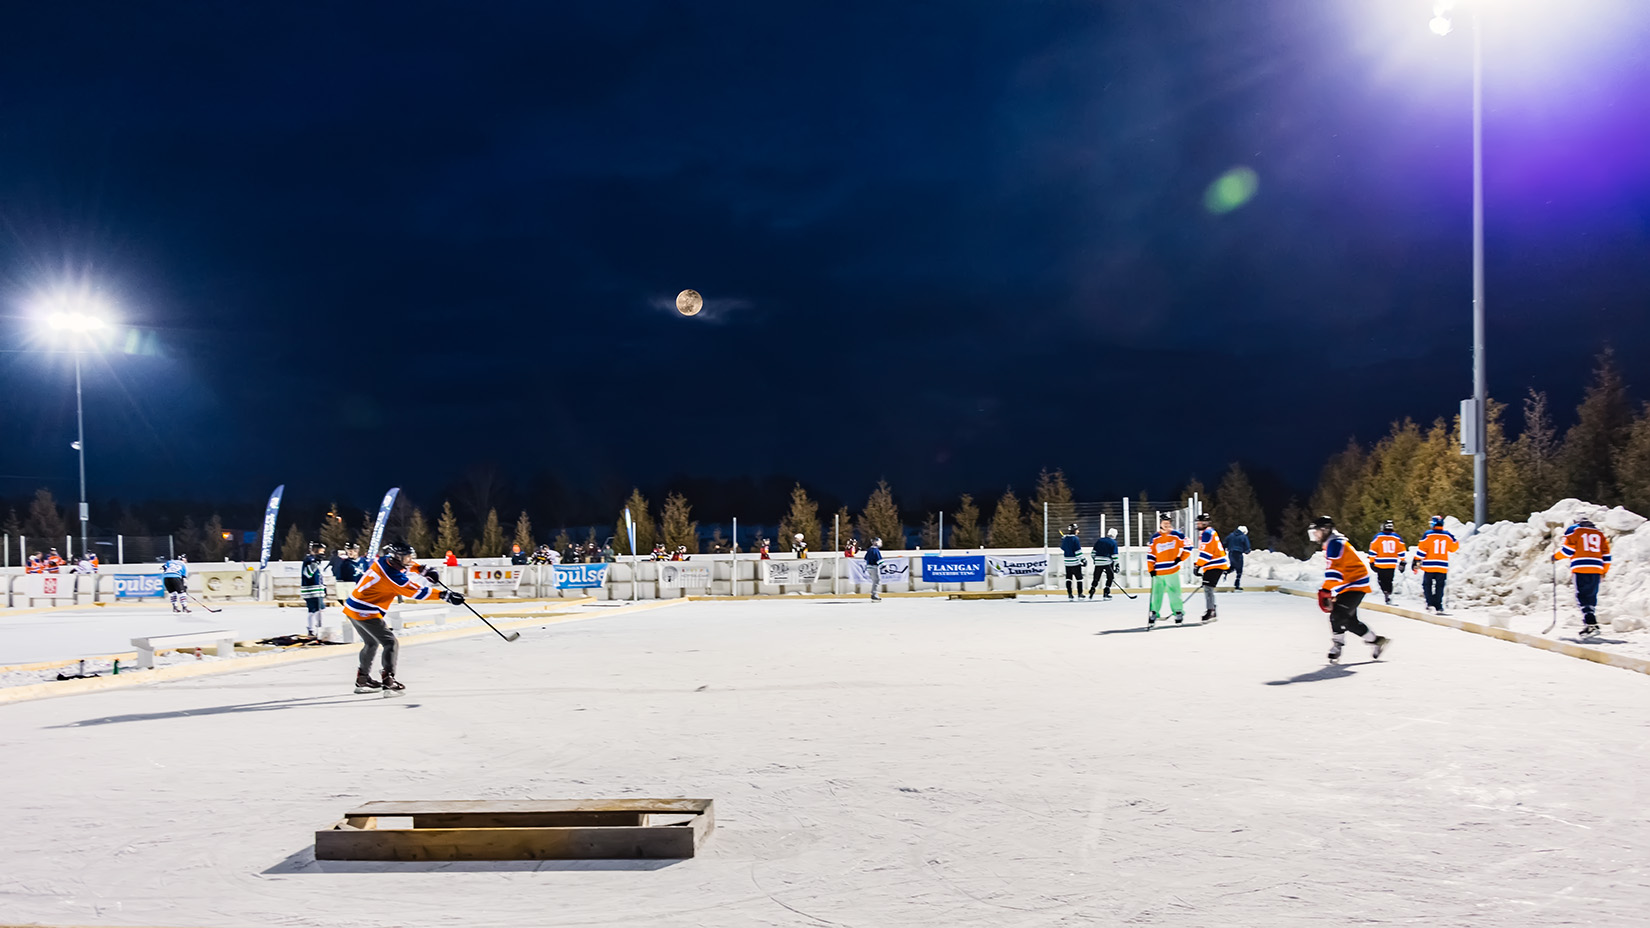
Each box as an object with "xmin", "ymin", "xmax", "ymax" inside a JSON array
[
  {"xmin": 1237, "ymin": 525, "xmax": 1248, "ymax": 534},
  {"xmin": 1107, "ymin": 528, "xmax": 1118, "ymax": 538},
  {"xmin": 794, "ymin": 533, "xmax": 804, "ymax": 541}
]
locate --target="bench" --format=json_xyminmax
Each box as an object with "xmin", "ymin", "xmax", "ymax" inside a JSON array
[
  {"xmin": 129, "ymin": 630, "xmax": 239, "ymax": 670},
  {"xmin": 948, "ymin": 591, "xmax": 1017, "ymax": 600}
]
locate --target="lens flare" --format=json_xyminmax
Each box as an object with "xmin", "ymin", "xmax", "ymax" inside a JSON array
[{"xmin": 1203, "ymin": 166, "xmax": 1260, "ymax": 214}]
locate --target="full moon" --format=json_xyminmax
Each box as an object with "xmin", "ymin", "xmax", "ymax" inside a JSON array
[{"xmin": 676, "ymin": 289, "xmax": 703, "ymax": 316}]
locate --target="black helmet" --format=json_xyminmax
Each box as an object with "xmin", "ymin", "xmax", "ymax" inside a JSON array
[
  {"xmin": 1382, "ymin": 519, "xmax": 1395, "ymax": 531},
  {"xmin": 1066, "ymin": 523, "xmax": 1078, "ymax": 534},
  {"xmin": 1309, "ymin": 515, "xmax": 1336, "ymax": 531},
  {"xmin": 308, "ymin": 541, "xmax": 324, "ymax": 551},
  {"xmin": 1195, "ymin": 512, "xmax": 1211, "ymax": 523},
  {"xmin": 1577, "ymin": 518, "xmax": 1596, "ymax": 528},
  {"xmin": 1431, "ymin": 515, "xmax": 1445, "ymax": 527},
  {"xmin": 382, "ymin": 540, "xmax": 415, "ymax": 560}
]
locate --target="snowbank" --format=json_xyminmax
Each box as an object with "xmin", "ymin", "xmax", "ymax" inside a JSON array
[{"xmin": 1247, "ymin": 499, "xmax": 1650, "ymax": 635}]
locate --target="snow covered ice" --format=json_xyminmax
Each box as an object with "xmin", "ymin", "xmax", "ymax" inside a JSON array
[{"xmin": 1, "ymin": 593, "xmax": 1647, "ymax": 927}]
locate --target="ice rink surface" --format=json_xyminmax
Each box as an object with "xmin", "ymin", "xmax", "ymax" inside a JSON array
[{"xmin": 1, "ymin": 593, "xmax": 1646, "ymax": 927}]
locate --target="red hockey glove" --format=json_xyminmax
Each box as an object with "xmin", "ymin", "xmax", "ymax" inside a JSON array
[{"xmin": 1317, "ymin": 589, "xmax": 1334, "ymax": 613}]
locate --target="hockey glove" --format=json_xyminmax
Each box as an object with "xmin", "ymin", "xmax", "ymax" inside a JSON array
[
  {"xmin": 445, "ymin": 591, "xmax": 466, "ymax": 606},
  {"xmin": 1192, "ymin": 566, "xmax": 1202, "ymax": 577},
  {"xmin": 423, "ymin": 568, "xmax": 441, "ymax": 585},
  {"xmin": 1398, "ymin": 561, "xmax": 1406, "ymax": 573},
  {"xmin": 1317, "ymin": 589, "xmax": 1334, "ymax": 613}
]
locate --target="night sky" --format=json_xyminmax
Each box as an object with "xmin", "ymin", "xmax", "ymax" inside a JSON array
[{"xmin": 4, "ymin": 0, "xmax": 1649, "ymax": 522}]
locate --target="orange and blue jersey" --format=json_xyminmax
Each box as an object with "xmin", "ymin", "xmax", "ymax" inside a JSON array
[
  {"xmin": 25, "ymin": 556, "xmax": 43, "ymax": 574},
  {"xmin": 1554, "ymin": 524, "xmax": 1611, "ymax": 575},
  {"xmin": 1322, "ymin": 533, "xmax": 1372, "ymax": 595},
  {"xmin": 342, "ymin": 556, "xmax": 447, "ymax": 621},
  {"xmin": 1414, "ymin": 529, "xmax": 1459, "ymax": 573},
  {"xmin": 1146, "ymin": 531, "xmax": 1188, "ymax": 576},
  {"xmin": 1194, "ymin": 528, "xmax": 1229, "ymax": 572},
  {"xmin": 1366, "ymin": 531, "xmax": 1407, "ymax": 569}
]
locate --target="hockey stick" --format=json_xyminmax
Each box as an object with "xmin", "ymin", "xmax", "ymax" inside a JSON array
[
  {"xmin": 430, "ymin": 577, "xmax": 520, "ymax": 642},
  {"xmin": 1542, "ymin": 534, "xmax": 1560, "ymax": 635},
  {"xmin": 186, "ymin": 591, "xmax": 223, "ymax": 614}
]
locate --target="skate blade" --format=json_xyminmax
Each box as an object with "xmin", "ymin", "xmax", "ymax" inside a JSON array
[
  {"xmin": 382, "ymin": 689, "xmax": 406, "ymax": 697},
  {"xmin": 353, "ymin": 686, "xmax": 379, "ymax": 695}
]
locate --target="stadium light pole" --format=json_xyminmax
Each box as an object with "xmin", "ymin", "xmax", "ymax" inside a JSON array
[
  {"xmin": 1431, "ymin": 2, "xmax": 1488, "ymax": 528},
  {"xmin": 40, "ymin": 297, "xmax": 111, "ymax": 559}
]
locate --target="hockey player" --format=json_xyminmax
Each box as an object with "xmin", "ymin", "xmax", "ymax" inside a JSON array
[
  {"xmin": 1413, "ymin": 516, "xmax": 1459, "ymax": 614},
  {"xmin": 1059, "ymin": 524, "xmax": 1084, "ymax": 601},
  {"xmin": 43, "ymin": 548, "xmax": 64, "ymax": 572},
  {"xmin": 1086, "ymin": 528, "xmax": 1120, "ymax": 600},
  {"xmin": 843, "ymin": 538, "xmax": 859, "ymax": 559},
  {"xmin": 160, "ymin": 553, "xmax": 190, "ymax": 613},
  {"xmin": 1310, "ymin": 516, "xmax": 1390, "ymax": 663},
  {"xmin": 1366, "ymin": 520, "xmax": 1408, "ymax": 605},
  {"xmin": 1145, "ymin": 516, "xmax": 1189, "ymax": 627},
  {"xmin": 25, "ymin": 552, "xmax": 43, "ymax": 574},
  {"xmin": 300, "ymin": 542, "xmax": 329, "ymax": 635},
  {"xmin": 1553, "ymin": 518, "xmax": 1611, "ymax": 636},
  {"xmin": 792, "ymin": 533, "xmax": 809, "ymax": 558},
  {"xmin": 865, "ymin": 537, "xmax": 884, "ymax": 601},
  {"xmin": 1191, "ymin": 513, "xmax": 1228, "ymax": 621},
  {"xmin": 342, "ymin": 541, "xmax": 465, "ymax": 694},
  {"xmin": 1224, "ymin": 525, "xmax": 1251, "ymax": 591}
]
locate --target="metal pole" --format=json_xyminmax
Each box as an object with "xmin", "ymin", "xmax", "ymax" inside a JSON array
[
  {"xmin": 75, "ymin": 349, "xmax": 89, "ymax": 558},
  {"xmin": 833, "ymin": 513, "xmax": 840, "ymax": 596},
  {"xmin": 1471, "ymin": 4, "xmax": 1488, "ymax": 529},
  {"xmin": 939, "ymin": 511, "xmax": 944, "ymax": 555},
  {"xmin": 118, "ymin": 534, "xmax": 124, "ymax": 565},
  {"xmin": 732, "ymin": 517, "xmax": 738, "ymax": 597},
  {"xmin": 1043, "ymin": 502, "xmax": 1049, "ymax": 587}
]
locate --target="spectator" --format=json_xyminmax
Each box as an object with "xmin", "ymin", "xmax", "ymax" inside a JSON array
[
  {"xmin": 651, "ymin": 542, "xmax": 668, "ymax": 561},
  {"xmin": 510, "ymin": 544, "xmax": 529, "ymax": 565},
  {"xmin": 26, "ymin": 552, "xmax": 44, "ymax": 574},
  {"xmin": 671, "ymin": 545, "xmax": 689, "ymax": 561},
  {"xmin": 44, "ymin": 548, "xmax": 64, "ymax": 573},
  {"xmin": 1224, "ymin": 525, "xmax": 1252, "ymax": 592},
  {"xmin": 73, "ymin": 554, "xmax": 96, "ymax": 575},
  {"xmin": 844, "ymin": 539, "xmax": 859, "ymax": 559},
  {"xmin": 332, "ymin": 544, "xmax": 361, "ymax": 584},
  {"xmin": 444, "ymin": 549, "xmax": 459, "ymax": 567},
  {"xmin": 759, "ymin": 537, "xmax": 771, "ymax": 559},
  {"xmin": 353, "ymin": 544, "xmax": 370, "ymax": 578},
  {"xmin": 602, "ymin": 539, "xmax": 617, "ymax": 562},
  {"xmin": 792, "ymin": 533, "xmax": 808, "ymax": 558}
]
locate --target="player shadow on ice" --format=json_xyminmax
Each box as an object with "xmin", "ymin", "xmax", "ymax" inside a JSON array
[
  {"xmin": 45, "ymin": 695, "xmax": 418, "ymax": 728},
  {"xmin": 1262, "ymin": 661, "xmax": 1379, "ymax": 686},
  {"xmin": 263, "ymin": 846, "xmax": 683, "ymax": 874},
  {"xmin": 1093, "ymin": 623, "xmax": 1208, "ymax": 635},
  {"xmin": 1559, "ymin": 636, "xmax": 1628, "ymax": 645}
]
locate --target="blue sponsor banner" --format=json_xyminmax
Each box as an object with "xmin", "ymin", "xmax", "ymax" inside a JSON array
[
  {"xmin": 368, "ymin": 487, "xmax": 400, "ymax": 557},
  {"xmin": 259, "ymin": 484, "xmax": 284, "ymax": 568},
  {"xmin": 922, "ymin": 555, "xmax": 986, "ymax": 583},
  {"xmin": 554, "ymin": 563, "xmax": 610, "ymax": 589},
  {"xmin": 115, "ymin": 574, "xmax": 165, "ymax": 599}
]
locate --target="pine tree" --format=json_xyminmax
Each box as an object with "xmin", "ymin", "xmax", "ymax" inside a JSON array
[
  {"xmin": 1278, "ymin": 497, "xmax": 1311, "ymax": 559},
  {"xmin": 280, "ymin": 523, "xmax": 308, "ymax": 561},
  {"xmin": 1353, "ymin": 420, "xmax": 1425, "ymax": 543},
  {"xmin": 858, "ymin": 479, "xmax": 903, "ymax": 549},
  {"xmin": 1178, "ymin": 477, "xmax": 1208, "ymax": 512},
  {"xmin": 919, "ymin": 512, "xmax": 940, "ymax": 549},
  {"xmin": 472, "ymin": 508, "xmax": 506, "ymax": 557},
  {"xmin": 552, "ymin": 529, "xmax": 573, "ymax": 556},
  {"xmin": 175, "ymin": 514, "xmax": 203, "ymax": 559},
  {"xmin": 201, "ymin": 514, "xmax": 229, "ymax": 561},
  {"xmin": 1513, "ymin": 389, "xmax": 1563, "ymax": 513},
  {"xmin": 1213, "ymin": 463, "xmax": 1267, "ymax": 542},
  {"xmin": 1561, "ymin": 347, "xmax": 1632, "ymax": 504},
  {"xmin": 351, "ymin": 510, "xmax": 376, "ymax": 552},
  {"xmin": 708, "ymin": 526, "xmax": 729, "ymax": 553},
  {"xmin": 1615, "ymin": 403, "xmax": 1650, "ymax": 517},
  {"xmin": 987, "ymin": 488, "xmax": 1031, "ymax": 548},
  {"xmin": 319, "ymin": 504, "xmax": 352, "ymax": 552},
  {"xmin": 512, "ymin": 510, "xmax": 535, "ymax": 552},
  {"xmin": 406, "ymin": 506, "xmax": 434, "ymax": 555},
  {"xmin": 777, "ymin": 483, "xmax": 822, "ymax": 553},
  {"xmin": 2, "ymin": 508, "xmax": 22, "ymax": 550},
  {"xmin": 1034, "ymin": 468, "xmax": 1076, "ymax": 532},
  {"xmin": 614, "ymin": 489, "xmax": 657, "ymax": 556},
  {"xmin": 831, "ymin": 505, "xmax": 853, "ymax": 549},
  {"xmin": 1485, "ymin": 398, "xmax": 1530, "ymax": 523},
  {"xmin": 660, "ymin": 493, "xmax": 699, "ymax": 553},
  {"xmin": 435, "ymin": 500, "xmax": 465, "ymax": 557},
  {"xmin": 1308, "ymin": 440, "xmax": 1367, "ymax": 524},
  {"xmin": 950, "ymin": 493, "xmax": 982, "ymax": 548},
  {"xmin": 24, "ymin": 488, "xmax": 65, "ymax": 543}
]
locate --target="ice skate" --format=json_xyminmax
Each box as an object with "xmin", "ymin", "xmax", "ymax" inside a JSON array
[
  {"xmin": 1173, "ymin": 612, "xmax": 1184, "ymax": 625},
  {"xmin": 1579, "ymin": 624, "xmax": 1601, "ymax": 637},
  {"xmin": 1383, "ymin": 593, "xmax": 1392, "ymax": 605},
  {"xmin": 353, "ymin": 672, "xmax": 382, "ymax": 694},
  {"xmin": 1200, "ymin": 609, "xmax": 1216, "ymax": 623},
  {"xmin": 1370, "ymin": 635, "xmax": 1391, "ymax": 659},
  {"xmin": 1327, "ymin": 643, "xmax": 1343, "ymax": 664},
  {"xmin": 1146, "ymin": 612, "xmax": 1158, "ymax": 629},
  {"xmin": 1102, "ymin": 593, "xmax": 1112, "ymax": 601},
  {"xmin": 380, "ymin": 672, "xmax": 406, "ymax": 695}
]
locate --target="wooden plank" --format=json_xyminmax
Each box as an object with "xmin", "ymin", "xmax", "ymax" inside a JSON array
[
  {"xmin": 411, "ymin": 811, "xmax": 643, "ymax": 828},
  {"xmin": 348, "ymin": 798, "xmax": 711, "ymax": 817},
  {"xmin": 315, "ymin": 824, "xmax": 699, "ymax": 861}
]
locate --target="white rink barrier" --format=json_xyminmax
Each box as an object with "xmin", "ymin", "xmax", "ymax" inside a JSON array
[{"xmin": 0, "ymin": 548, "xmax": 1201, "ymax": 607}]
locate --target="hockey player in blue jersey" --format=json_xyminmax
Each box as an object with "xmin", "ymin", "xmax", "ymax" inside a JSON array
[
  {"xmin": 1086, "ymin": 528, "xmax": 1120, "ymax": 600},
  {"xmin": 160, "ymin": 554, "xmax": 190, "ymax": 613},
  {"xmin": 300, "ymin": 541, "xmax": 330, "ymax": 635},
  {"xmin": 1060, "ymin": 524, "xmax": 1084, "ymax": 601}
]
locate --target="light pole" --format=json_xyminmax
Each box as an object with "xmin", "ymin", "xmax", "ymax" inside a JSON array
[
  {"xmin": 1432, "ymin": 2, "xmax": 1488, "ymax": 528},
  {"xmin": 43, "ymin": 302, "xmax": 110, "ymax": 560}
]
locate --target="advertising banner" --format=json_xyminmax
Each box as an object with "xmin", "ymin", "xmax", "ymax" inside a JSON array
[
  {"xmin": 763, "ymin": 559, "xmax": 823, "ymax": 585},
  {"xmin": 367, "ymin": 487, "xmax": 400, "ymax": 558},
  {"xmin": 987, "ymin": 554, "xmax": 1049, "ymax": 577},
  {"xmin": 554, "ymin": 563, "xmax": 609, "ymax": 589},
  {"xmin": 847, "ymin": 557, "xmax": 910, "ymax": 585},
  {"xmin": 921, "ymin": 555, "xmax": 986, "ymax": 583},
  {"xmin": 115, "ymin": 574, "xmax": 166, "ymax": 599},
  {"xmin": 258, "ymin": 485, "xmax": 284, "ymax": 569},
  {"xmin": 469, "ymin": 566, "xmax": 525, "ymax": 593},
  {"xmin": 22, "ymin": 575, "xmax": 72, "ymax": 599},
  {"xmin": 659, "ymin": 563, "xmax": 712, "ymax": 589}
]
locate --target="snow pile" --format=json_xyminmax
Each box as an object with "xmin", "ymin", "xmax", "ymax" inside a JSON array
[
  {"xmin": 1446, "ymin": 499, "xmax": 1649, "ymax": 633},
  {"xmin": 1240, "ymin": 549, "xmax": 1323, "ymax": 584}
]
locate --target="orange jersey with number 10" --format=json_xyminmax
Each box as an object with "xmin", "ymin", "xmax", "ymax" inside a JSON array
[{"xmin": 1366, "ymin": 532, "xmax": 1407, "ymax": 569}]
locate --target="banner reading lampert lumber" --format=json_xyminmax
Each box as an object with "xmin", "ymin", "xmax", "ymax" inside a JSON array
[
  {"xmin": 847, "ymin": 557, "xmax": 910, "ymax": 585},
  {"xmin": 258, "ymin": 485, "xmax": 284, "ymax": 569},
  {"xmin": 987, "ymin": 554, "xmax": 1048, "ymax": 576}
]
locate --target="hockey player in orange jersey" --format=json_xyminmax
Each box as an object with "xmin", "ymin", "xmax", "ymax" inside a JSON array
[
  {"xmin": 343, "ymin": 541, "xmax": 466, "ymax": 694},
  {"xmin": 1552, "ymin": 518, "xmax": 1610, "ymax": 636},
  {"xmin": 1310, "ymin": 515, "xmax": 1390, "ymax": 663}
]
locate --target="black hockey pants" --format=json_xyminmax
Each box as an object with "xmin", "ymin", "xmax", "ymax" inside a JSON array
[{"xmin": 1329, "ymin": 591, "xmax": 1371, "ymax": 639}]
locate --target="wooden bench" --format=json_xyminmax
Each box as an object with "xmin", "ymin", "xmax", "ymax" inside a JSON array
[
  {"xmin": 315, "ymin": 798, "xmax": 715, "ymax": 861},
  {"xmin": 129, "ymin": 630, "xmax": 239, "ymax": 670},
  {"xmin": 948, "ymin": 591, "xmax": 1017, "ymax": 600}
]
